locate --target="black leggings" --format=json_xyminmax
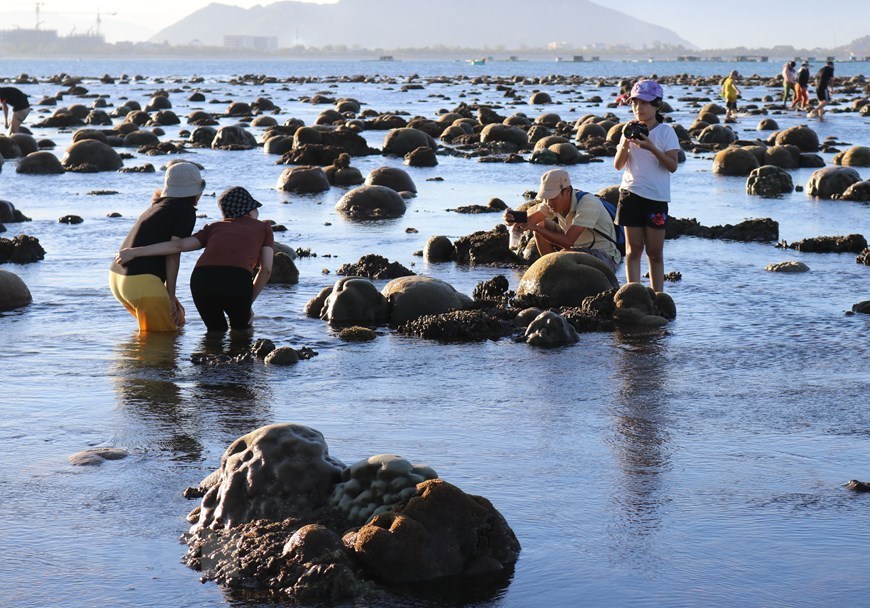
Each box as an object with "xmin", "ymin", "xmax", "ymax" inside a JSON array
[{"xmin": 190, "ymin": 266, "xmax": 254, "ymax": 332}]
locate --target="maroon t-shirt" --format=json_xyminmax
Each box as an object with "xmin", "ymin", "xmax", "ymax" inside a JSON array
[{"xmin": 193, "ymin": 216, "xmax": 274, "ymax": 271}]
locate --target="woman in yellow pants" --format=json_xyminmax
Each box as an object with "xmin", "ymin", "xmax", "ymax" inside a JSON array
[{"xmin": 109, "ymin": 162, "xmax": 204, "ymax": 332}]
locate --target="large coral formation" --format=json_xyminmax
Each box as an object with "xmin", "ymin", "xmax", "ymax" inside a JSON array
[{"xmin": 184, "ymin": 424, "xmax": 520, "ymax": 604}]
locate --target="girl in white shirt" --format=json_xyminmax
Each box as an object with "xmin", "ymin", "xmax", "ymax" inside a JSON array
[{"xmin": 613, "ymin": 79, "xmax": 680, "ymax": 293}]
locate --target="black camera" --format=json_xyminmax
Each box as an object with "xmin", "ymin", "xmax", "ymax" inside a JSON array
[
  {"xmin": 623, "ymin": 121, "xmax": 649, "ymax": 140},
  {"xmin": 509, "ymin": 210, "xmax": 528, "ymax": 224}
]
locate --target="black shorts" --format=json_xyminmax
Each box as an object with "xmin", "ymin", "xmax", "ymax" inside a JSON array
[
  {"xmin": 615, "ymin": 190, "xmax": 669, "ymax": 230},
  {"xmin": 726, "ymin": 100, "xmax": 738, "ymax": 111},
  {"xmin": 816, "ymin": 87, "xmax": 830, "ymax": 102}
]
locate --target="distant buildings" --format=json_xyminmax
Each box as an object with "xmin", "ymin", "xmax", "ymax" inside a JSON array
[
  {"xmin": 0, "ymin": 27, "xmax": 105, "ymax": 53},
  {"xmin": 223, "ymin": 35, "xmax": 278, "ymax": 51}
]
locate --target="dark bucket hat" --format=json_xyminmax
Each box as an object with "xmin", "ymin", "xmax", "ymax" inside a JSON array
[{"xmin": 218, "ymin": 186, "xmax": 262, "ymax": 218}]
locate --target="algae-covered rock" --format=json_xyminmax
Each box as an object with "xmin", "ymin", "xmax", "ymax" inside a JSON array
[{"xmin": 344, "ymin": 479, "xmax": 521, "ymax": 582}]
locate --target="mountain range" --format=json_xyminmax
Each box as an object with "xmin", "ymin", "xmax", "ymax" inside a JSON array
[{"xmin": 150, "ymin": 0, "xmax": 695, "ymax": 50}]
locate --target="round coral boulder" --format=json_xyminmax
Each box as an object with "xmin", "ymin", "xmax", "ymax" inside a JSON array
[{"xmin": 517, "ymin": 251, "xmax": 617, "ymax": 306}]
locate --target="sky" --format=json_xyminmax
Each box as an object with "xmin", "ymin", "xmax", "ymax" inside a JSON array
[{"xmin": 0, "ymin": 0, "xmax": 867, "ymax": 49}]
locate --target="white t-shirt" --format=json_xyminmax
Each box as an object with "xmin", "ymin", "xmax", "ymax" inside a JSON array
[
  {"xmin": 619, "ymin": 122, "xmax": 680, "ymax": 202},
  {"xmin": 529, "ymin": 190, "xmax": 621, "ymax": 264}
]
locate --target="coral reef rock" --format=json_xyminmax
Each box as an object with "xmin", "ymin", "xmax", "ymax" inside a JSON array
[
  {"xmin": 525, "ymin": 310, "xmax": 580, "ymax": 347},
  {"xmin": 517, "ymin": 251, "xmax": 617, "ymax": 306},
  {"xmin": 191, "ymin": 424, "xmax": 345, "ymax": 531},
  {"xmin": 344, "ymin": 479, "xmax": 521, "ymax": 583},
  {"xmin": 329, "ymin": 455, "xmax": 438, "ymax": 525}
]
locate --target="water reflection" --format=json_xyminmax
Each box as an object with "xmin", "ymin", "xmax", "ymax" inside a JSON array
[
  {"xmin": 113, "ymin": 332, "xmax": 203, "ymax": 461},
  {"xmin": 187, "ymin": 332, "xmax": 275, "ymax": 442},
  {"xmin": 112, "ymin": 330, "xmax": 277, "ymax": 462},
  {"xmin": 607, "ymin": 328, "xmax": 673, "ymax": 572}
]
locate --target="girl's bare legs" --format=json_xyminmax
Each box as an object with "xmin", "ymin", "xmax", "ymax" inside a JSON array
[
  {"xmin": 624, "ymin": 226, "xmax": 646, "ymax": 285},
  {"xmin": 644, "ymin": 226, "xmax": 666, "ymax": 292}
]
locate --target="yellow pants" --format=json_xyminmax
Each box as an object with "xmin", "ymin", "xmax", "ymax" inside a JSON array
[{"xmin": 109, "ymin": 271, "xmax": 177, "ymax": 332}]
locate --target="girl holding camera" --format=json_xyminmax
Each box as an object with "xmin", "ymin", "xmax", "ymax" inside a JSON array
[{"xmin": 613, "ymin": 79, "xmax": 680, "ymax": 293}]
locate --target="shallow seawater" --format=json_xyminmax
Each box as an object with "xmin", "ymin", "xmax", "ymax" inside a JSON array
[{"xmin": 1, "ymin": 59, "xmax": 869, "ymax": 608}]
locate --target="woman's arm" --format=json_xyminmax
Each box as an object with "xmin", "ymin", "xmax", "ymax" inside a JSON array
[
  {"xmin": 164, "ymin": 239, "xmax": 182, "ymax": 299},
  {"xmin": 116, "ymin": 235, "xmax": 202, "ymax": 266},
  {"xmin": 251, "ymin": 246, "xmax": 274, "ymax": 303}
]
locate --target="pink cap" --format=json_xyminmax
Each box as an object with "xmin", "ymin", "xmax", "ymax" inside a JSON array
[{"xmin": 630, "ymin": 79, "xmax": 663, "ymax": 102}]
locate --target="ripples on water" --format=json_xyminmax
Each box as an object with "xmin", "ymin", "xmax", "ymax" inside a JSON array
[{"xmin": 1, "ymin": 58, "xmax": 869, "ymax": 607}]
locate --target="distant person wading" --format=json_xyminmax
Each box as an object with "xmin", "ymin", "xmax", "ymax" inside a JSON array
[{"xmin": 0, "ymin": 86, "xmax": 31, "ymax": 134}]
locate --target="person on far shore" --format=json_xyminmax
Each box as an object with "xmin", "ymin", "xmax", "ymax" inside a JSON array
[
  {"xmin": 721, "ymin": 70, "xmax": 741, "ymax": 120},
  {"xmin": 808, "ymin": 60, "xmax": 834, "ymax": 119},
  {"xmin": 781, "ymin": 60, "xmax": 796, "ymax": 108},
  {"xmin": 116, "ymin": 186, "xmax": 274, "ymax": 334},
  {"xmin": 792, "ymin": 61, "xmax": 810, "ymax": 111},
  {"xmin": 613, "ymin": 79, "xmax": 679, "ymax": 293},
  {"xmin": 0, "ymin": 86, "xmax": 31, "ymax": 134}
]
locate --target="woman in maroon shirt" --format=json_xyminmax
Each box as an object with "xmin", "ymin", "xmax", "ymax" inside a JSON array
[{"xmin": 116, "ymin": 186, "xmax": 274, "ymax": 332}]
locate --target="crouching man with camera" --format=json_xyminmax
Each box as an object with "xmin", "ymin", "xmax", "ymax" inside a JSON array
[
  {"xmin": 613, "ymin": 79, "xmax": 680, "ymax": 293},
  {"xmin": 503, "ymin": 169, "xmax": 621, "ymax": 287}
]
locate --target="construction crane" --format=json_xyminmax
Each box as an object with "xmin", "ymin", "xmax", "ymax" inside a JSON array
[
  {"xmin": 95, "ymin": 9, "xmax": 117, "ymax": 38},
  {"xmin": 34, "ymin": 2, "xmax": 44, "ymax": 30}
]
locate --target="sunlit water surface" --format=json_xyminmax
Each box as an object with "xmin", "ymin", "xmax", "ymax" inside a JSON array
[{"xmin": 1, "ymin": 58, "xmax": 869, "ymax": 607}]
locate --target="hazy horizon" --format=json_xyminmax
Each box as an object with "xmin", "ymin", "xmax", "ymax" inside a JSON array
[{"xmin": 0, "ymin": 0, "xmax": 867, "ymax": 50}]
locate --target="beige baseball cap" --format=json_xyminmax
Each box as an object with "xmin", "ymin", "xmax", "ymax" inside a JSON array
[{"xmin": 536, "ymin": 169, "xmax": 572, "ymax": 200}]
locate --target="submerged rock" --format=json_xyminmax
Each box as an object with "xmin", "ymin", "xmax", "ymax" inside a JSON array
[
  {"xmin": 612, "ymin": 283, "xmax": 670, "ymax": 327},
  {"xmin": 832, "ymin": 146, "xmax": 870, "ymax": 167},
  {"xmin": 746, "ymin": 165, "xmax": 793, "ymax": 197},
  {"xmin": 68, "ymin": 447, "xmax": 129, "ymax": 466},
  {"xmin": 806, "ymin": 167, "xmax": 861, "ymax": 199},
  {"xmin": 666, "ymin": 217, "xmax": 779, "ymax": 242},
  {"xmin": 0, "ymin": 234, "xmax": 46, "ymax": 264},
  {"xmin": 0, "ymin": 269, "xmax": 32, "ymax": 310},
  {"xmin": 316, "ymin": 277, "xmax": 389, "ymax": 325},
  {"xmin": 782, "ymin": 234, "xmax": 867, "ymax": 253},
  {"xmin": 16, "ymin": 151, "xmax": 65, "ymax": 174},
  {"xmin": 365, "ymin": 165, "xmax": 417, "ymax": 193},
  {"xmin": 336, "ymin": 254, "xmax": 414, "ymax": 280},
  {"xmin": 184, "ymin": 518, "xmax": 372, "ymax": 602},
  {"xmin": 61, "ymin": 139, "xmax": 123, "ymax": 172},
  {"xmin": 423, "ymin": 235, "xmax": 456, "ymax": 262},
  {"xmin": 835, "ymin": 180, "xmax": 870, "ymax": 202},
  {"xmin": 335, "ymin": 185, "xmax": 406, "ymax": 219},
  {"xmin": 525, "ymin": 310, "xmax": 579, "ymax": 347},
  {"xmin": 397, "ymin": 307, "xmax": 516, "ymax": 342},
  {"xmin": 765, "ymin": 261, "xmax": 810, "ymax": 272},
  {"xmin": 338, "ymin": 326, "xmax": 377, "ymax": 341}
]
